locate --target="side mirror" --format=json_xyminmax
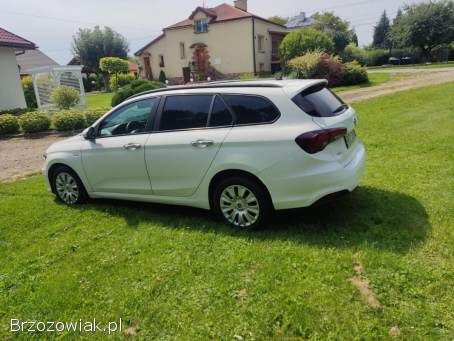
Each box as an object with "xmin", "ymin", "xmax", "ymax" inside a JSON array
[{"xmin": 84, "ymin": 127, "xmax": 96, "ymax": 141}]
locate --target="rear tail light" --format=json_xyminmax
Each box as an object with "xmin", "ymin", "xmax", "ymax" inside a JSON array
[{"xmin": 295, "ymin": 128, "xmax": 347, "ymax": 154}]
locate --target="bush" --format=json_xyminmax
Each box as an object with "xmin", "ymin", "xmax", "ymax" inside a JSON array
[
  {"xmin": 159, "ymin": 70, "xmax": 167, "ymax": 83},
  {"xmin": 287, "ymin": 51, "xmax": 323, "ymax": 79},
  {"xmin": 53, "ymin": 111, "xmax": 87, "ymax": 131},
  {"xmin": 0, "ymin": 108, "xmax": 30, "ymax": 116},
  {"xmin": 21, "ymin": 76, "xmax": 37, "ymax": 109},
  {"xmin": 340, "ymin": 61, "xmax": 369, "ymax": 85},
  {"xmin": 340, "ymin": 43, "xmax": 367, "ymax": 65},
  {"xmin": 363, "ymin": 48, "xmax": 389, "ymax": 66},
  {"xmin": 109, "ymin": 72, "xmax": 136, "ymax": 90},
  {"xmin": 287, "ymin": 52, "xmax": 344, "ymax": 86},
  {"xmin": 0, "ymin": 114, "xmax": 20, "ymax": 136},
  {"xmin": 280, "ymin": 28, "xmax": 335, "ymax": 66},
  {"xmin": 51, "ymin": 86, "xmax": 81, "ymax": 110},
  {"xmin": 130, "ymin": 79, "xmax": 151, "ymax": 90},
  {"xmin": 19, "ymin": 112, "xmax": 50, "ymax": 133},
  {"xmin": 111, "ymin": 81, "xmax": 165, "ymax": 107},
  {"xmin": 84, "ymin": 108, "xmax": 109, "ymax": 126}
]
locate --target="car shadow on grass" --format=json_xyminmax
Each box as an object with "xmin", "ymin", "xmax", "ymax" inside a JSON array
[{"xmin": 77, "ymin": 185, "xmax": 430, "ymax": 254}]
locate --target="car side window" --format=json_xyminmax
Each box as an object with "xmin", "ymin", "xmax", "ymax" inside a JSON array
[
  {"xmin": 98, "ymin": 98, "xmax": 158, "ymax": 137},
  {"xmin": 222, "ymin": 95, "xmax": 280, "ymax": 125},
  {"xmin": 159, "ymin": 95, "xmax": 212, "ymax": 131},
  {"xmin": 208, "ymin": 96, "xmax": 233, "ymax": 127}
]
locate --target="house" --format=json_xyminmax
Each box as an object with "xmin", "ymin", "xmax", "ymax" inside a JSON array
[
  {"xmin": 286, "ymin": 12, "xmax": 314, "ymax": 29},
  {"xmin": 0, "ymin": 27, "xmax": 36, "ymax": 110},
  {"xmin": 16, "ymin": 49, "xmax": 59, "ymax": 76},
  {"xmin": 134, "ymin": 0, "xmax": 291, "ymax": 83}
]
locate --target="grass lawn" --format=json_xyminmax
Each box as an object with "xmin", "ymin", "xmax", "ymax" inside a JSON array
[
  {"xmin": 86, "ymin": 92, "xmax": 113, "ymax": 109},
  {"xmin": 368, "ymin": 61, "xmax": 454, "ymax": 71},
  {"xmin": 1, "ymin": 83, "xmax": 453, "ymax": 339}
]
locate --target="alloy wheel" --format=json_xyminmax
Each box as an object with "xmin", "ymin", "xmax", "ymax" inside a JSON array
[
  {"xmin": 55, "ymin": 172, "xmax": 79, "ymax": 204},
  {"xmin": 220, "ymin": 185, "xmax": 260, "ymax": 227}
]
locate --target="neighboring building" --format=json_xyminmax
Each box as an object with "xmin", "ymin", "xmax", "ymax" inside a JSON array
[
  {"xmin": 135, "ymin": 0, "xmax": 290, "ymax": 83},
  {"xmin": 286, "ymin": 12, "xmax": 314, "ymax": 29},
  {"xmin": 0, "ymin": 27, "xmax": 36, "ymax": 110},
  {"xmin": 16, "ymin": 49, "xmax": 59, "ymax": 76}
]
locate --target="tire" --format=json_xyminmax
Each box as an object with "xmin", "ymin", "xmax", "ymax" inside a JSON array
[
  {"xmin": 213, "ymin": 176, "xmax": 272, "ymax": 229},
  {"xmin": 51, "ymin": 166, "xmax": 88, "ymax": 205}
]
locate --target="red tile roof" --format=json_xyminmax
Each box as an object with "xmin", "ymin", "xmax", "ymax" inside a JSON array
[
  {"xmin": 0, "ymin": 27, "xmax": 36, "ymax": 50},
  {"xmin": 167, "ymin": 4, "xmax": 252, "ymax": 29}
]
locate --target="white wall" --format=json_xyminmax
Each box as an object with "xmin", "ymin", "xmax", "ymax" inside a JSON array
[{"xmin": 0, "ymin": 47, "xmax": 26, "ymax": 110}]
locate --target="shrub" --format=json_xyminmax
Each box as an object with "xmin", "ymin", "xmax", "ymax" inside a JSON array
[
  {"xmin": 84, "ymin": 108, "xmax": 109, "ymax": 126},
  {"xmin": 340, "ymin": 43, "xmax": 366, "ymax": 65},
  {"xmin": 19, "ymin": 112, "xmax": 50, "ymax": 133},
  {"xmin": 287, "ymin": 51, "xmax": 323, "ymax": 79},
  {"xmin": 287, "ymin": 52, "xmax": 344, "ymax": 86},
  {"xmin": 21, "ymin": 76, "xmax": 37, "ymax": 109},
  {"xmin": 51, "ymin": 86, "xmax": 80, "ymax": 110},
  {"xmin": 0, "ymin": 114, "xmax": 20, "ymax": 136},
  {"xmin": 280, "ymin": 28, "xmax": 335, "ymax": 66},
  {"xmin": 130, "ymin": 79, "xmax": 151, "ymax": 90},
  {"xmin": 363, "ymin": 48, "xmax": 389, "ymax": 66},
  {"xmin": 111, "ymin": 81, "xmax": 165, "ymax": 107},
  {"xmin": 0, "ymin": 108, "xmax": 30, "ymax": 116},
  {"xmin": 53, "ymin": 111, "xmax": 87, "ymax": 131},
  {"xmin": 340, "ymin": 61, "xmax": 369, "ymax": 85},
  {"xmin": 109, "ymin": 72, "xmax": 136, "ymax": 90},
  {"xmin": 159, "ymin": 70, "xmax": 167, "ymax": 83}
]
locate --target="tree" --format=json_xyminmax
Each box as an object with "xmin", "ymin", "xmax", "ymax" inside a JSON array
[
  {"xmin": 72, "ymin": 26, "xmax": 129, "ymax": 74},
  {"xmin": 268, "ymin": 16, "xmax": 289, "ymax": 26},
  {"xmin": 311, "ymin": 12, "xmax": 356, "ymax": 53},
  {"xmin": 99, "ymin": 57, "xmax": 129, "ymax": 91},
  {"xmin": 373, "ymin": 11, "xmax": 391, "ymax": 49},
  {"xmin": 280, "ymin": 28, "xmax": 335, "ymax": 65},
  {"xmin": 351, "ymin": 33, "xmax": 359, "ymax": 47},
  {"xmin": 390, "ymin": 1, "xmax": 454, "ymax": 60}
]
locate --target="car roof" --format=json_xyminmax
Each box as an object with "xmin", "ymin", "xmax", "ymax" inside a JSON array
[{"xmin": 128, "ymin": 79, "xmax": 328, "ymax": 102}]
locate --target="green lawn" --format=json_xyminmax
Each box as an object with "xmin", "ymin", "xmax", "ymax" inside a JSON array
[
  {"xmin": 332, "ymin": 73, "xmax": 393, "ymax": 93},
  {"xmin": 368, "ymin": 61, "xmax": 454, "ymax": 71},
  {"xmin": 1, "ymin": 83, "xmax": 454, "ymax": 339},
  {"xmin": 86, "ymin": 92, "xmax": 113, "ymax": 109}
]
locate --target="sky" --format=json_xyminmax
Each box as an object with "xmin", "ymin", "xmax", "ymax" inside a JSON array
[{"xmin": 1, "ymin": 0, "xmax": 427, "ymax": 64}]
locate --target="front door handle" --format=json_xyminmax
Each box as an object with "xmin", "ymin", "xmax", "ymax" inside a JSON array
[
  {"xmin": 191, "ymin": 139, "xmax": 214, "ymax": 148},
  {"xmin": 123, "ymin": 143, "xmax": 142, "ymax": 150}
]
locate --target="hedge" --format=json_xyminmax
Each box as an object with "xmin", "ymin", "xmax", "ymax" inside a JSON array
[
  {"xmin": 0, "ymin": 115, "xmax": 20, "ymax": 136},
  {"xmin": 53, "ymin": 111, "xmax": 86, "ymax": 132},
  {"xmin": 19, "ymin": 112, "xmax": 51, "ymax": 133},
  {"xmin": 111, "ymin": 81, "xmax": 165, "ymax": 107},
  {"xmin": 84, "ymin": 108, "xmax": 109, "ymax": 126}
]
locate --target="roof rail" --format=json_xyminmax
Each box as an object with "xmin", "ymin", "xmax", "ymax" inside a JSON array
[{"xmin": 128, "ymin": 80, "xmax": 283, "ymax": 100}]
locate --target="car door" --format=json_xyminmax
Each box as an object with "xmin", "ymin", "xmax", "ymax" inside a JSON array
[
  {"xmin": 81, "ymin": 97, "xmax": 159, "ymax": 195},
  {"xmin": 145, "ymin": 94, "xmax": 233, "ymax": 197}
]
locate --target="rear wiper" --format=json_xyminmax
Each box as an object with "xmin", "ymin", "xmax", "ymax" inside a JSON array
[{"xmin": 332, "ymin": 104, "xmax": 348, "ymax": 114}]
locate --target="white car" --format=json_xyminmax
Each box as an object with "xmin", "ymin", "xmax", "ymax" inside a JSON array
[{"xmin": 43, "ymin": 80, "xmax": 365, "ymax": 229}]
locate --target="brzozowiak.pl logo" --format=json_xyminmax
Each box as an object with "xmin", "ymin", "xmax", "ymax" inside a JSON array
[{"xmin": 10, "ymin": 318, "xmax": 123, "ymax": 335}]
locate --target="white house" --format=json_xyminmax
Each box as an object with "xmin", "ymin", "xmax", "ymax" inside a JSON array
[{"xmin": 0, "ymin": 27, "xmax": 36, "ymax": 111}]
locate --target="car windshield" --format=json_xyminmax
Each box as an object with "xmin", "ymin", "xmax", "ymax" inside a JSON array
[{"xmin": 292, "ymin": 84, "xmax": 348, "ymax": 117}]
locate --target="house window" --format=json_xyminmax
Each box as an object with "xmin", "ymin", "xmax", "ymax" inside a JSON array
[
  {"xmin": 180, "ymin": 42, "xmax": 186, "ymax": 59},
  {"xmin": 194, "ymin": 19, "xmax": 208, "ymax": 33},
  {"xmin": 257, "ymin": 35, "xmax": 265, "ymax": 52},
  {"xmin": 159, "ymin": 55, "xmax": 165, "ymax": 67}
]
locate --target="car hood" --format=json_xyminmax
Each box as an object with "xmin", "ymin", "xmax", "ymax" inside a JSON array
[{"xmin": 46, "ymin": 134, "xmax": 84, "ymax": 154}]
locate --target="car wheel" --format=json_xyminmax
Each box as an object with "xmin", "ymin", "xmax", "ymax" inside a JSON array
[
  {"xmin": 51, "ymin": 166, "xmax": 88, "ymax": 205},
  {"xmin": 213, "ymin": 176, "xmax": 272, "ymax": 229}
]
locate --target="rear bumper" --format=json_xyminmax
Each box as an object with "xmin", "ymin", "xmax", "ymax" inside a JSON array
[{"xmin": 261, "ymin": 142, "xmax": 366, "ymax": 210}]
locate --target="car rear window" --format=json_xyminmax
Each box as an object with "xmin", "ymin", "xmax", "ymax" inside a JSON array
[
  {"xmin": 292, "ymin": 84, "xmax": 348, "ymax": 117},
  {"xmin": 222, "ymin": 95, "xmax": 280, "ymax": 125}
]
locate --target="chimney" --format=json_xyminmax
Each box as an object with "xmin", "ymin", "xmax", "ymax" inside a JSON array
[
  {"xmin": 234, "ymin": 0, "xmax": 247, "ymax": 12},
  {"xmin": 299, "ymin": 12, "xmax": 306, "ymax": 20}
]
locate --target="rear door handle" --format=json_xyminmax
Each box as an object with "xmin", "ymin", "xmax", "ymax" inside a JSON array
[
  {"xmin": 123, "ymin": 143, "xmax": 142, "ymax": 150},
  {"xmin": 191, "ymin": 139, "xmax": 214, "ymax": 148}
]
